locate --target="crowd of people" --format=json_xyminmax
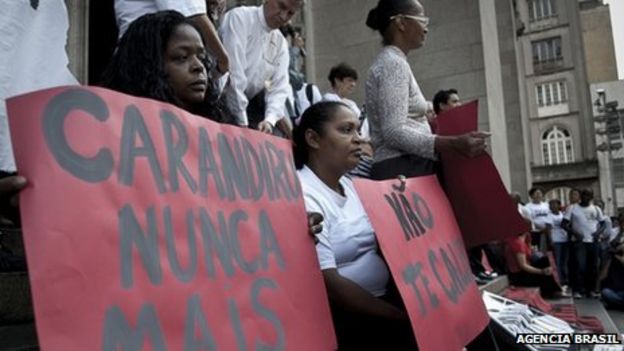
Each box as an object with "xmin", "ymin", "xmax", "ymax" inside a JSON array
[
  {"xmin": 507, "ymin": 188, "xmax": 624, "ymax": 306},
  {"xmin": 1, "ymin": 0, "xmax": 622, "ymax": 350}
]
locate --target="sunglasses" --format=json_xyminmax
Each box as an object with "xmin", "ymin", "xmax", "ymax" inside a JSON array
[{"xmin": 390, "ymin": 14, "xmax": 430, "ymax": 27}]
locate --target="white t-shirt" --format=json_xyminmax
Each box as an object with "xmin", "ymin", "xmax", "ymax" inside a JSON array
[
  {"xmin": 548, "ymin": 212, "xmax": 568, "ymax": 243},
  {"xmin": 298, "ymin": 166, "xmax": 389, "ymax": 296},
  {"xmin": 115, "ymin": 0, "xmax": 207, "ymax": 39},
  {"xmin": 323, "ymin": 92, "xmax": 370, "ymax": 140},
  {"xmin": 524, "ymin": 202, "xmax": 552, "ymax": 231},
  {"xmin": 0, "ymin": 0, "xmax": 78, "ymax": 172},
  {"xmin": 563, "ymin": 204, "xmax": 605, "ymax": 243}
]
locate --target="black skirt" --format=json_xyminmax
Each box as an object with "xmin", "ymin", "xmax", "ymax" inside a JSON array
[{"xmin": 370, "ymin": 154, "xmax": 437, "ymax": 181}]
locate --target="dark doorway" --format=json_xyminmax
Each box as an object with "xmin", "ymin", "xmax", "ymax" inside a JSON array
[{"xmin": 88, "ymin": 0, "xmax": 118, "ymax": 84}]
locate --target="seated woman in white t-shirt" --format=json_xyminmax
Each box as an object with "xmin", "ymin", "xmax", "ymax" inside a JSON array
[{"xmin": 293, "ymin": 101, "xmax": 416, "ymax": 350}]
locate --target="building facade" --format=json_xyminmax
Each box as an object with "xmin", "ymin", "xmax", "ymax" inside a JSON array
[
  {"xmin": 304, "ymin": 0, "xmax": 608, "ymax": 204},
  {"xmin": 62, "ymin": 0, "xmax": 617, "ymax": 206}
]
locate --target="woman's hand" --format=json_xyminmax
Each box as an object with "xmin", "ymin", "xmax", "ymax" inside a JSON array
[
  {"xmin": 541, "ymin": 267, "xmax": 553, "ymax": 275},
  {"xmin": 307, "ymin": 212, "xmax": 323, "ymax": 244},
  {"xmin": 453, "ymin": 131, "xmax": 490, "ymax": 158}
]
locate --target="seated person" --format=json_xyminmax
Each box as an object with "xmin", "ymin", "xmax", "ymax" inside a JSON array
[
  {"xmin": 504, "ymin": 231, "xmax": 563, "ymax": 298},
  {"xmin": 600, "ymin": 214, "xmax": 624, "ymax": 310},
  {"xmin": 100, "ymin": 10, "xmax": 223, "ymax": 120},
  {"xmin": 293, "ymin": 101, "xmax": 416, "ymax": 350},
  {"xmin": 600, "ymin": 243, "xmax": 624, "ymax": 310}
]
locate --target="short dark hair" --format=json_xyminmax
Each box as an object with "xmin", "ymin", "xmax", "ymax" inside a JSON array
[
  {"xmin": 548, "ymin": 199, "xmax": 561, "ymax": 206},
  {"xmin": 293, "ymin": 101, "xmax": 350, "ymax": 169},
  {"xmin": 433, "ymin": 89, "xmax": 458, "ymax": 114},
  {"xmin": 528, "ymin": 187, "xmax": 543, "ymax": 196},
  {"xmin": 328, "ymin": 63, "xmax": 358, "ymax": 87}
]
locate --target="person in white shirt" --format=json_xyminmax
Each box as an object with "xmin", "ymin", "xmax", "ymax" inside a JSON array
[
  {"xmin": 323, "ymin": 63, "xmax": 369, "ymax": 139},
  {"xmin": 293, "ymin": 101, "xmax": 416, "ymax": 350},
  {"xmin": 562, "ymin": 189, "xmax": 607, "ymax": 297},
  {"xmin": 219, "ymin": 0, "xmax": 301, "ymax": 135},
  {"xmin": 0, "ymin": 0, "xmax": 78, "ymax": 174},
  {"xmin": 548, "ymin": 199, "xmax": 570, "ymax": 292},
  {"xmin": 524, "ymin": 188, "xmax": 552, "ymax": 252},
  {"xmin": 114, "ymin": 0, "xmax": 229, "ymax": 74}
]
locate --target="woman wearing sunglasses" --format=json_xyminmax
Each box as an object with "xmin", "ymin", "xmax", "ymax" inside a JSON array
[{"xmin": 365, "ymin": 0, "xmax": 489, "ymax": 180}]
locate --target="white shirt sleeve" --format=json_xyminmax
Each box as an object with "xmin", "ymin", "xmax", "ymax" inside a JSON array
[
  {"xmin": 154, "ymin": 0, "xmax": 206, "ymax": 16},
  {"xmin": 563, "ymin": 205, "xmax": 573, "ymax": 221},
  {"xmin": 302, "ymin": 194, "xmax": 336, "ymax": 270},
  {"xmin": 263, "ymin": 36, "xmax": 291, "ymax": 126},
  {"xmin": 219, "ymin": 10, "xmax": 250, "ymax": 126},
  {"xmin": 596, "ymin": 207, "xmax": 606, "ymax": 223}
]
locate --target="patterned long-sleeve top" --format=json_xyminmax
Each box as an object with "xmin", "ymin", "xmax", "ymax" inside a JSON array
[{"xmin": 365, "ymin": 45, "xmax": 435, "ymax": 162}]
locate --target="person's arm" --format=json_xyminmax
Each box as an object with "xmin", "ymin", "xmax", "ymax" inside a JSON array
[
  {"xmin": 188, "ymin": 14, "xmax": 229, "ymax": 73},
  {"xmin": 515, "ymin": 253, "xmax": 551, "ymax": 275},
  {"xmin": 154, "ymin": 0, "xmax": 229, "ymax": 73},
  {"xmin": 592, "ymin": 207, "xmax": 608, "ymax": 240},
  {"xmin": 322, "ymin": 268, "xmax": 407, "ymax": 320},
  {"xmin": 259, "ymin": 36, "xmax": 291, "ymax": 133},
  {"xmin": 375, "ymin": 59, "xmax": 488, "ymax": 159},
  {"xmin": 219, "ymin": 10, "xmax": 250, "ymax": 126},
  {"xmin": 561, "ymin": 209, "xmax": 582, "ymax": 241},
  {"xmin": 434, "ymin": 132, "xmax": 490, "ymax": 158},
  {"xmin": 376, "ymin": 58, "xmax": 436, "ymax": 159}
]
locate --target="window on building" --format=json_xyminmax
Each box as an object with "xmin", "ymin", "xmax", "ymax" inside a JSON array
[
  {"xmin": 532, "ymin": 37, "xmax": 562, "ymax": 65},
  {"xmin": 528, "ymin": 0, "xmax": 557, "ymax": 22},
  {"xmin": 542, "ymin": 126, "xmax": 574, "ymax": 165},
  {"xmin": 545, "ymin": 187, "xmax": 571, "ymax": 206},
  {"xmin": 537, "ymin": 81, "xmax": 568, "ymax": 107},
  {"xmin": 614, "ymin": 158, "xmax": 624, "ymax": 186},
  {"xmin": 536, "ymin": 80, "xmax": 569, "ymax": 116}
]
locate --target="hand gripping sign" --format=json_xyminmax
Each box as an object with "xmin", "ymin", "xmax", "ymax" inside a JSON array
[
  {"xmin": 436, "ymin": 101, "xmax": 530, "ymax": 248},
  {"xmin": 354, "ymin": 176, "xmax": 489, "ymax": 351},
  {"xmin": 7, "ymin": 87, "xmax": 336, "ymax": 351}
]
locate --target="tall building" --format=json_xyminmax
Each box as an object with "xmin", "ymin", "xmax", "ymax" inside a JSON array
[
  {"xmin": 579, "ymin": 0, "xmax": 618, "ymax": 84},
  {"xmin": 65, "ymin": 0, "xmax": 617, "ymax": 206},
  {"xmin": 513, "ymin": 0, "xmax": 599, "ymax": 203},
  {"xmin": 304, "ymin": 0, "xmax": 605, "ymax": 203}
]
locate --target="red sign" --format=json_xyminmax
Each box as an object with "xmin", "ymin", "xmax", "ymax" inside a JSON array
[
  {"xmin": 437, "ymin": 101, "xmax": 529, "ymax": 247},
  {"xmin": 7, "ymin": 87, "xmax": 336, "ymax": 351},
  {"xmin": 354, "ymin": 176, "xmax": 489, "ymax": 351}
]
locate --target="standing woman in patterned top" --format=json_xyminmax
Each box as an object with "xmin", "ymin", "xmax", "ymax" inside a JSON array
[{"xmin": 365, "ymin": 0, "xmax": 490, "ymax": 180}]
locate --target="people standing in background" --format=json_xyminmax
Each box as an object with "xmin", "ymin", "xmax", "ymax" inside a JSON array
[
  {"xmin": 323, "ymin": 63, "xmax": 369, "ymax": 139},
  {"xmin": 566, "ymin": 188, "xmax": 581, "ymax": 210},
  {"xmin": 562, "ymin": 189, "xmax": 607, "ymax": 298},
  {"xmin": 548, "ymin": 199, "xmax": 570, "ymax": 296},
  {"xmin": 205, "ymin": 0, "xmax": 226, "ymax": 24},
  {"xmin": 280, "ymin": 24, "xmax": 322, "ymax": 122},
  {"xmin": 429, "ymin": 88, "xmax": 461, "ymax": 131},
  {"xmin": 114, "ymin": 0, "xmax": 230, "ymax": 74},
  {"xmin": 432, "ymin": 88, "xmax": 461, "ymax": 114},
  {"xmin": 524, "ymin": 187, "xmax": 552, "ymax": 252},
  {"xmin": 364, "ymin": 0, "xmax": 489, "ymax": 181},
  {"xmin": 219, "ymin": 0, "xmax": 302, "ymax": 136}
]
